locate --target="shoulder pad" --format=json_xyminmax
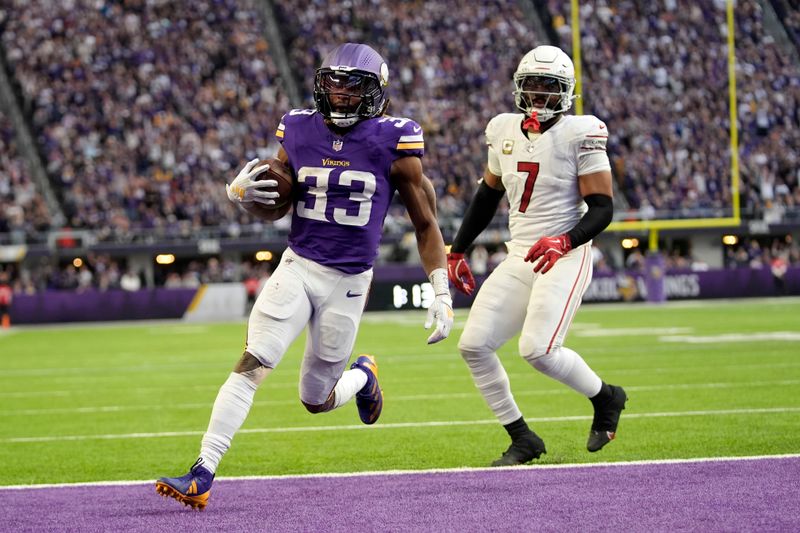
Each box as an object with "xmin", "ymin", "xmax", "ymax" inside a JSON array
[
  {"xmin": 276, "ymin": 109, "xmax": 316, "ymax": 141},
  {"xmin": 377, "ymin": 116, "xmax": 424, "ymax": 154},
  {"xmin": 486, "ymin": 113, "xmax": 521, "ymax": 147},
  {"xmin": 567, "ymin": 115, "xmax": 609, "ymax": 154}
]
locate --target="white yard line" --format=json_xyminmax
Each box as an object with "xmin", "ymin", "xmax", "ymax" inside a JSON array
[
  {"xmin": 1, "ymin": 453, "xmax": 799, "ymax": 491},
  {"xmin": 660, "ymin": 332, "xmax": 800, "ymax": 343},
  {"xmin": 576, "ymin": 327, "xmax": 694, "ymax": 337},
  {"xmin": 3, "ymin": 406, "xmax": 799, "ymax": 444},
  {"xmin": 3, "ymin": 379, "xmax": 800, "ymax": 417}
]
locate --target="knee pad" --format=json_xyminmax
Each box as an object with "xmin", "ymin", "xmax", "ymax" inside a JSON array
[
  {"xmin": 458, "ymin": 328, "xmax": 494, "ymax": 363},
  {"xmin": 519, "ymin": 333, "xmax": 552, "ymax": 364}
]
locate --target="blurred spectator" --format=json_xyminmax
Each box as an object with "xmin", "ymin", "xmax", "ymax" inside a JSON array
[
  {"xmin": 470, "ymin": 244, "xmax": 489, "ymax": 275},
  {"xmin": 0, "ymin": 270, "xmax": 12, "ymax": 328},
  {"xmin": 625, "ymin": 249, "xmax": 646, "ymax": 271},
  {"xmin": 120, "ymin": 270, "xmax": 142, "ymax": 291},
  {"xmin": 489, "ymin": 243, "xmax": 508, "ymax": 269}
]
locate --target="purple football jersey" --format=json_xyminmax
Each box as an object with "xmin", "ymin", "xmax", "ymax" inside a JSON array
[{"xmin": 276, "ymin": 110, "xmax": 425, "ymax": 274}]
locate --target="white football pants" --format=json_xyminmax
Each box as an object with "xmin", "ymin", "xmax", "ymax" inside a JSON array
[
  {"xmin": 458, "ymin": 244, "xmax": 601, "ymax": 424},
  {"xmin": 246, "ymin": 247, "xmax": 373, "ymax": 404}
]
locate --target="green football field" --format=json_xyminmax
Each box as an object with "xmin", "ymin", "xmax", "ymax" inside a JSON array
[{"xmin": 1, "ymin": 298, "xmax": 799, "ymax": 487}]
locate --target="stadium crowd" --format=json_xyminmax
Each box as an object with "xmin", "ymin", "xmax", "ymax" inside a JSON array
[
  {"xmin": 0, "ymin": 0, "xmax": 798, "ymax": 269},
  {"xmin": 273, "ymin": 0, "xmax": 538, "ymax": 223},
  {"xmin": 0, "ymin": 113, "xmax": 51, "ymax": 239},
  {"xmin": 549, "ymin": 0, "xmax": 800, "ymax": 221},
  {"xmin": 0, "ymin": 0, "xmax": 289, "ymax": 239},
  {"xmin": 1, "ymin": 252, "xmax": 273, "ymax": 293}
]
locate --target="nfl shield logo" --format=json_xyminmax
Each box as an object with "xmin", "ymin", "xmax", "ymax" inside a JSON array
[{"xmin": 332, "ymin": 139, "xmax": 343, "ymax": 152}]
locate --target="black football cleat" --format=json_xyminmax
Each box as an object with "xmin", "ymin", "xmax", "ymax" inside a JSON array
[
  {"xmin": 587, "ymin": 384, "xmax": 627, "ymax": 452},
  {"xmin": 491, "ymin": 431, "xmax": 547, "ymax": 466}
]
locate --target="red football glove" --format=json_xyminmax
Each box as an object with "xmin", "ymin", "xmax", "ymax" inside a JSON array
[
  {"xmin": 447, "ymin": 252, "xmax": 475, "ymax": 296},
  {"xmin": 525, "ymin": 234, "xmax": 572, "ymax": 274}
]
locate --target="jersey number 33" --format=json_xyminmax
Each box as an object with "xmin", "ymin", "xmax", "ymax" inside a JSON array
[{"xmin": 295, "ymin": 167, "xmax": 376, "ymax": 227}]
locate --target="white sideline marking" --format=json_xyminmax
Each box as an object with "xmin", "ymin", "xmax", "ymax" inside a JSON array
[
  {"xmin": 1, "ymin": 453, "xmax": 799, "ymax": 491},
  {"xmin": 4, "ymin": 406, "xmax": 799, "ymax": 444},
  {"xmin": 3, "ymin": 379, "xmax": 800, "ymax": 417},
  {"xmin": 660, "ymin": 332, "xmax": 800, "ymax": 343}
]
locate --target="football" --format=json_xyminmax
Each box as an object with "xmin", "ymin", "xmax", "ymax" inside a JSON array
[{"xmin": 247, "ymin": 157, "xmax": 294, "ymax": 221}]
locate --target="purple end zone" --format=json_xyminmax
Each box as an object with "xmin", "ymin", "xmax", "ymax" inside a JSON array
[{"xmin": 2, "ymin": 457, "xmax": 799, "ymax": 532}]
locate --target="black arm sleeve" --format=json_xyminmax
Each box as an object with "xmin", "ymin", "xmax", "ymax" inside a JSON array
[
  {"xmin": 451, "ymin": 181, "xmax": 505, "ymax": 253},
  {"xmin": 566, "ymin": 194, "xmax": 613, "ymax": 248}
]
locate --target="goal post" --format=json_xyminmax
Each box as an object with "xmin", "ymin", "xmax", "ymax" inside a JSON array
[{"xmin": 570, "ymin": 0, "xmax": 741, "ymax": 237}]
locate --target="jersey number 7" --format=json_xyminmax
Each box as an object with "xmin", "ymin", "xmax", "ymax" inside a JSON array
[{"xmin": 518, "ymin": 161, "xmax": 539, "ymax": 213}]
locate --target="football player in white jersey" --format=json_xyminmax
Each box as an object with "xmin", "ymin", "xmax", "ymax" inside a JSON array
[{"xmin": 447, "ymin": 45, "xmax": 627, "ymax": 466}]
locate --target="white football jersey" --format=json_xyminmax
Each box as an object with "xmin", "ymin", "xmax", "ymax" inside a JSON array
[{"xmin": 486, "ymin": 113, "xmax": 611, "ymax": 254}]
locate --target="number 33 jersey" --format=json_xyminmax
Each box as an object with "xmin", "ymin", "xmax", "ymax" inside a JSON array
[
  {"xmin": 485, "ymin": 113, "xmax": 611, "ymax": 252},
  {"xmin": 276, "ymin": 109, "xmax": 424, "ymax": 274}
]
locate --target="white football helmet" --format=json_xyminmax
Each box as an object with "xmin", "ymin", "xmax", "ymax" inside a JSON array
[{"xmin": 513, "ymin": 45, "xmax": 577, "ymax": 122}]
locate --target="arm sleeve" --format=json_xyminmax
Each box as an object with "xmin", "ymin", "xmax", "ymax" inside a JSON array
[
  {"xmin": 451, "ymin": 181, "xmax": 505, "ymax": 253},
  {"xmin": 566, "ymin": 194, "xmax": 613, "ymax": 248}
]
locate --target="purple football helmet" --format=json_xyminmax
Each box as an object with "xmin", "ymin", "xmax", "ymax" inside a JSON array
[{"xmin": 314, "ymin": 43, "xmax": 389, "ymax": 127}]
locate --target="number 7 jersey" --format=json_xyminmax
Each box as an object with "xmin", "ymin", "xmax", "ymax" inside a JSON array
[
  {"xmin": 485, "ymin": 113, "xmax": 611, "ymax": 253},
  {"xmin": 276, "ymin": 109, "xmax": 425, "ymax": 274}
]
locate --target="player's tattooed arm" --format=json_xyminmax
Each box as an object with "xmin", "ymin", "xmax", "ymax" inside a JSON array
[
  {"xmin": 234, "ymin": 351, "xmax": 273, "ymax": 385},
  {"xmin": 276, "ymin": 146, "xmax": 290, "ymax": 166}
]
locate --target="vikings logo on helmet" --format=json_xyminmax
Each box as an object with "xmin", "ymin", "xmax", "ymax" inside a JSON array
[
  {"xmin": 314, "ymin": 43, "xmax": 390, "ymax": 128},
  {"xmin": 513, "ymin": 45, "xmax": 577, "ymax": 123}
]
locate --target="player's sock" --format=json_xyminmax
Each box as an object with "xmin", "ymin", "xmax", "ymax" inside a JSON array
[
  {"xmin": 531, "ymin": 346, "xmax": 602, "ymax": 398},
  {"xmin": 199, "ymin": 372, "xmax": 258, "ymax": 473},
  {"xmin": 503, "ymin": 416, "xmax": 533, "ymax": 441},
  {"xmin": 462, "ymin": 349, "xmax": 522, "ymax": 425},
  {"xmin": 331, "ymin": 367, "xmax": 368, "ymax": 409},
  {"xmin": 590, "ymin": 382, "xmax": 614, "ymax": 405}
]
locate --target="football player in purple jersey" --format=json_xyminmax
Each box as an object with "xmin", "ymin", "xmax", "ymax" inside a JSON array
[{"xmin": 156, "ymin": 43, "xmax": 453, "ymax": 509}]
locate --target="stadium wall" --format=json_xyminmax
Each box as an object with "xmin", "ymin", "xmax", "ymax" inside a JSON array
[{"xmin": 6, "ymin": 267, "xmax": 799, "ymax": 325}]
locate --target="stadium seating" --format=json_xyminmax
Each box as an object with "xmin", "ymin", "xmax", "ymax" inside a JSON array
[
  {"xmin": 1, "ymin": 0, "xmax": 290, "ymax": 237},
  {"xmin": 272, "ymin": 0, "xmax": 540, "ymax": 222},
  {"xmin": 0, "ymin": 0, "xmax": 798, "ymax": 286},
  {"xmin": 547, "ymin": 0, "xmax": 800, "ymax": 220},
  {"xmin": 0, "ymin": 113, "xmax": 51, "ymax": 240}
]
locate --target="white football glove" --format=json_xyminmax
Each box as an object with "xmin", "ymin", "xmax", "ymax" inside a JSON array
[
  {"xmin": 226, "ymin": 158, "xmax": 280, "ymax": 206},
  {"xmin": 424, "ymin": 293, "xmax": 454, "ymax": 344}
]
